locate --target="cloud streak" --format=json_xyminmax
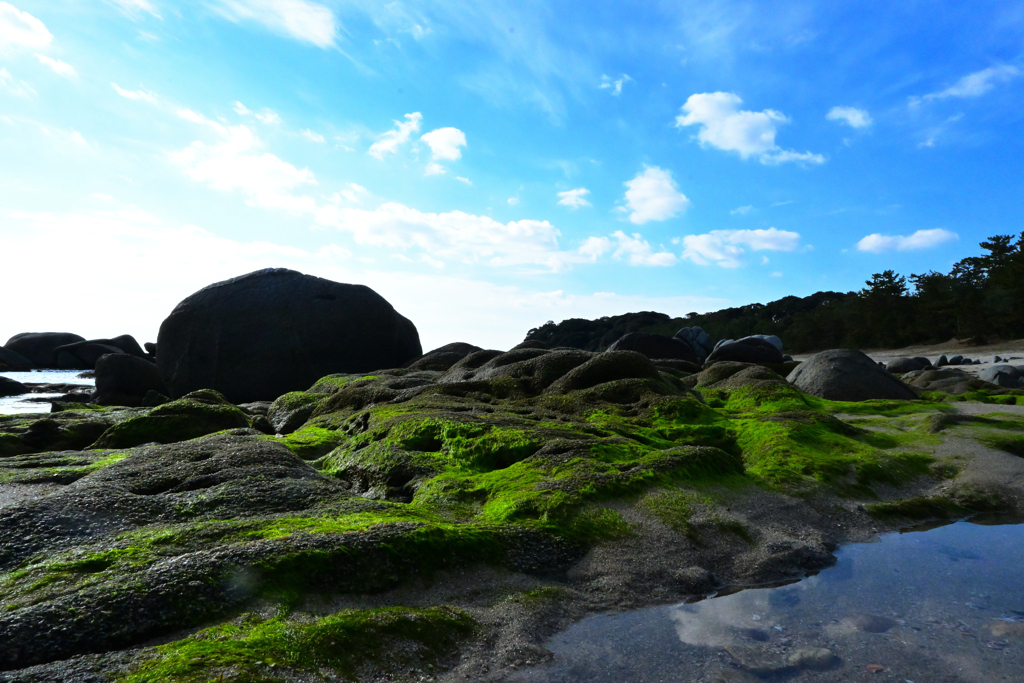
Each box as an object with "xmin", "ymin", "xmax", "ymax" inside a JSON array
[
  {"xmin": 856, "ymin": 229, "xmax": 958, "ymax": 252},
  {"xmin": 213, "ymin": 0, "xmax": 338, "ymax": 48},
  {"xmin": 680, "ymin": 228, "xmax": 801, "ymax": 268}
]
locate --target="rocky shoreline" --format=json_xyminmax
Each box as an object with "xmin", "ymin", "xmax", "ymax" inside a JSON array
[{"xmin": 2, "ymin": 269, "xmax": 1023, "ymax": 682}]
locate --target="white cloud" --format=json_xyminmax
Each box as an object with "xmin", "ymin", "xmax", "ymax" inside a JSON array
[
  {"xmin": 171, "ymin": 122, "xmax": 317, "ymax": 213},
  {"xmin": 557, "ymin": 187, "xmax": 591, "ymax": 209},
  {"xmin": 675, "ymin": 92, "xmax": 824, "ymax": 165},
  {"xmin": 301, "ymin": 128, "xmax": 325, "ymax": 143},
  {"xmin": 507, "ymin": 197, "xmax": 520, "ymax": 206},
  {"xmin": 255, "ymin": 110, "xmax": 282, "ymax": 125},
  {"xmin": 599, "ymin": 73, "xmax": 633, "ymax": 96},
  {"xmin": 826, "ymin": 106, "xmax": 872, "ymax": 128},
  {"xmin": 680, "ymin": 228, "xmax": 801, "ymax": 268},
  {"xmin": 421, "ymin": 126, "xmax": 466, "ymax": 160},
  {"xmin": 369, "ymin": 112, "xmax": 422, "ymax": 159},
  {"xmin": 424, "ymin": 161, "xmax": 446, "ymax": 176},
  {"xmin": 855, "ymin": 228, "xmax": 958, "ymax": 253},
  {"xmin": 315, "ymin": 201, "xmax": 592, "ymax": 272},
  {"xmin": 574, "ymin": 232, "xmax": 676, "ymax": 267},
  {"xmin": 730, "ymin": 205, "xmax": 754, "ymax": 216},
  {"xmin": 913, "ymin": 65, "xmax": 1020, "ymax": 104},
  {"xmin": 0, "ymin": 67, "xmax": 35, "ymax": 97},
  {"xmin": 0, "ymin": 206, "xmax": 728, "ymax": 351},
  {"xmin": 233, "ymin": 101, "xmax": 251, "ymax": 115},
  {"xmin": 109, "ymin": 0, "xmax": 162, "ymax": 19},
  {"xmin": 0, "ymin": 2, "xmax": 52, "ymax": 49},
  {"xmin": 35, "ymin": 54, "xmax": 75, "ymax": 77},
  {"xmin": 212, "ymin": 0, "xmax": 337, "ymax": 48},
  {"xmin": 623, "ymin": 166, "xmax": 690, "ymax": 224},
  {"xmin": 112, "ymin": 82, "xmax": 158, "ymax": 103},
  {"xmin": 331, "ymin": 182, "xmax": 368, "ymax": 204},
  {"xmin": 455, "ymin": 176, "xmax": 471, "ymax": 185}
]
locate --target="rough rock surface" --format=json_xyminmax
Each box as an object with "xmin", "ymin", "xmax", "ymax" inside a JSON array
[
  {"xmin": 53, "ymin": 335, "xmax": 148, "ymax": 370},
  {"xmin": 0, "ymin": 346, "xmax": 34, "ymax": 371},
  {"xmin": 787, "ymin": 349, "xmax": 918, "ymax": 401},
  {"xmin": 4, "ymin": 333, "xmax": 85, "ymax": 368},
  {"xmin": 705, "ymin": 336, "xmax": 785, "ymax": 366},
  {"xmin": 403, "ymin": 342, "xmax": 483, "ymax": 372},
  {"xmin": 157, "ymin": 268, "xmax": 422, "ymax": 403},
  {"xmin": 886, "ymin": 356, "xmax": 931, "ymax": 374},
  {"xmin": 93, "ymin": 353, "xmax": 168, "ymax": 407},
  {"xmin": 673, "ymin": 326, "xmax": 715, "ymax": 363},
  {"xmin": 607, "ymin": 332, "xmax": 701, "ymax": 364}
]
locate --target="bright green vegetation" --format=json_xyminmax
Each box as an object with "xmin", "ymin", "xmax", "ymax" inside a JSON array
[
  {"xmin": 90, "ymin": 390, "xmax": 251, "ymax": 449},
  {"xmin": 0, "ymin": 449, "xmax": 130, "ymax": 484},
  {"xmin": 120, "ymin": 606, "xmax": 475, "ymax": 683}
]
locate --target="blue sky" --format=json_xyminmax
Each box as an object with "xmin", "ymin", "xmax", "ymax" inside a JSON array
[{"xmin": 1, "ymin": 1, "xmax": 1022, "ymax": 351}]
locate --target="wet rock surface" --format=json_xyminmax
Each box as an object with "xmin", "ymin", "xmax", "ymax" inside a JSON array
[{"xmin": 1, "ymin": 344, "xmax": 1023, "ymax": 681}]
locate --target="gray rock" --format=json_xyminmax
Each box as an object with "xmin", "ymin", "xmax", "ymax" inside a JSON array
[
  {"xmin": 994, "ymin": 355, "xmax": 1003, "ymax": 363},
  {"xmin": 0, "ymin": 376, "xmax": 28, "ymax": 397},
  {"xmin": 403, "ymin": 342, "xmax": 482, "ymax": 372},
  {"xmin": 55, "ymin": 343, "xmax": 125, "ymax": 370},
  {"xmin": 705, "ymin": 337, "xmax": 784, "ymax": 366},
  {"xmin": 608, "ymin": 332, "xmax": 701, "ymax": 364},
  {"xmin": 979, "ymin": 364, "xmax": 1023, "ymax": 388},
  {"xmin": 887, "ymin": 356, "xmax": 930, "ymax": 374},
  {"xmin": 93, "ymin": 353, "xmax": 168, "ymax": 407},
  {"xmin": 157, "ymin": 268, "xmax": 422, "ymax": 403},
  {"xmin": 673, "ymin": 326, "xmax": 714, "ymax": 363},
  {"xmin": 4, "ymin": 332, "xmax": 85, "ymax": 368},
  {"xmin": 936, "ymin": 354, "xmax": 948, "ymax": 367},
  {"xmin": 787, "ymin": 349, "xmax": 918, "ymax": 402},
  {"xmin": 267, "ymin": 392, "xmax": 327, "ymax": 434},
  {"xmin": 786, "ymin": 647, "xmax": 837, "ymax": 670},
  {"xmin": 949, "ymin": 355, "xmax": 964, "ymax": 365}
]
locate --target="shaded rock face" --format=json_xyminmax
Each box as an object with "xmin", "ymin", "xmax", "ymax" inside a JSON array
[
  {"xmin": 0, "ymin": 377, "xmax": 28, "ymax": 398},
  {"xmin": 0, "ymin": 346, "xmax": 34, "ymax": 371},
  {"xmin": 706, "ymin": 337, "xmax": 784, "ymax": 366},
  {"xmin": 673, "ymin": 326, "xmax": 714, "ymax": 364},
  {"xmin": 4, "ymin": 333, "xmax": 85, "ymax": 368},
  {"xmin": 979, "ymin": 364, "xmax": 1024, "ymax": 388},
  {"xmin": 403, "ymin": 342, "xmax": 483, "ymax": 372},
  {"xmin": 91, "ymin": 390, "xmax": 251, "ymax": 449},
  {"xmin": 93, "ymin": 353, "xmax": 169, "ymax": 407},
  {"xmin": 157, "ymin": 269, "xmax": 422, "ymax": 403},
  {"xmin": 886, "ymin": 357, "xmax": 931, "ymax": 374},
  {"xmin": 787, "ymin": 349, "xmax": 918, "ymax": 401},
  {"xmin": 53, "ymin": 335, "xmax": 148, "ymax": 370},
  {"xmin": 608, "ymin": 332, "xmax": 701, "ymax": 364}
]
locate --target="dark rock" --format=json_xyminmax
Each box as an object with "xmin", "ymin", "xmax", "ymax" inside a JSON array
[
  {"xmin": 903, "ymin": 368, "xmax": 991, "ymax": 395},
  {"xmin": 0, "ymin": 377, "xmax": 29, "ymax": 397},
  {"xmin": 4, "ymin": 332, "xmax": 85, "ymax": 368},
  {"xmin": 886, "ymin": 357, "xmax": 930, "ymax": 374},
  {"xmin": 403, "ymin": 342, "xmax": 483, "ymax": 372},
  {"xmin": 673, "ymin": 326, "xmax": 714, "ymax": 363},
  {"xmin": 141, "ymin": 390, "xmax": 170, "ymax": 407},
  {"xmin": 608, "ymin": 332, "xmax": 701, "ymax": 364},
  {"xmin": 0, "ymin": 345, "xmax": 34, "ymax": 370},
  {"xmin": 936, "ymin": 354, "xmax": 948, "ymax": 367},
  {"xmin": 980, "ymin": 365, "xmax": 1023, "ymax": 388},
  {"xmin": 144, "ymin": 342, "xmax": 157, "ymax": 358},
  {"xmin": 93, "ymin": 354, "xmax": 168, "ymax": 407},
  {"xmin": 652, "ymin": 358, "xmax": 702, "ymax": 374},
  {"xmin": 787, "ymin": 349, "xmax": 918, "ymax": 401},
  {"xmin": 705, "ymin": 337, "xmax": 784, "ymax": 366},
  {"xmin": 447, "ymin": 348, "xmax": 595, "ymax": 395},
  {"xmin": 157, "ymin": 268, "xmax": 422, "ymax": 403},
  {"xmin": 948, "ymin": 355, "xmax": 964, "ymax": 365},
  {"xmin": 509, "ymin": 340, "xmax": 549, "ymax": 351},
  {"xmin": 695, "ymin": 362, "xmax": 788, "ymax": 391},
  {"xmin": 55, "ymin": 343, "xmax": 125, "ymax": 370},
  {"xmin": 544, "ymin": 350, "xmax": 662, "ymax": 394}
]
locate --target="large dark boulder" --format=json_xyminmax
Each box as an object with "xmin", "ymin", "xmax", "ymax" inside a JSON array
[
  {"xmin": 608, "ymin": 332, "xmax": 701, "ymax": 364},
  {"xmin": 886, "ymin": 357, "xmax": 931, "ymax": 374},
  {"xmin": 94, "ymin": 353, "xmax": 169, "ymax": 407},
  {"xmin": 4, "ymin": 332, "xmax": 85, "ymax": 368},
  {"xmin": 55, "ymin": 343, "xmax": 125, "ymax": 370},
  {"xmin": 787, "ymin": 349, "xmax": 918, "ymax": 402},
  {"xmin": 403, "ymin": 342, "xmax": 482, "ymax": 372},
  {"xmin": 673, "ymin": 326, "xmax": 714, "ymax": 363},
  {"xmin": 0, "ymin": 345, "xmax": 34, "ymax": 370},
  {"xmin": 157, "ymin": 269, "xmax": 422, "ymax": 403},
  {"xmin": 706, "ymin": 337, "xmax": 784, "ymax": 366}
]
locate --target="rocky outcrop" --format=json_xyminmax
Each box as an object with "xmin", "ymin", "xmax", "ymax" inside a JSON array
[
  {"xmin": 53, "ymin": 335, "xmax": 148, "ymax": 370},
  {"xmin": 156, "ymin": 269, "xmax": 422, "ymax": 403},
  {"xmin": 886, "ymin": 357, "xmax": 932, "ymax": 374},
  {"xmin": 787, "ymin": 349, "xmax": 918, "ymax": 401},
  {"xmin": 706, "ymin": 336, "xmax": 784, "ymax": 366},
  {"xmin": 403, "ymin": 342, "xmax": 483, "ymax": 372},
  {"xmin": 673, "ymin": 326, "xmax": 715, "ymax": 364},
  {"xmin": 93, "ymin": 353, "xmax": 169, "ymax": 407},
  {"xmin": 608, "ymin": 332, "xmax": 701, "ymax": 364},
  {"xmin": 4, "ymin": 333, "xmax": 85, "ymax": 368},
  {"xmin": 0, "ymin": 377, "xmax": 28, "ymax": 398},
  {"xmin": 0, "ymin": 346, "xmax": 34, "ymax": 371}
]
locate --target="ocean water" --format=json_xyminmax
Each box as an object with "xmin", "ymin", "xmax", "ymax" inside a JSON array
[
  {"xmin": 0, "ymin": 370, "xmax": 95, "ymax": 415},
  {"xmin": 514, "ymin": 517, "xmax": 1024, "ymax": 682}
]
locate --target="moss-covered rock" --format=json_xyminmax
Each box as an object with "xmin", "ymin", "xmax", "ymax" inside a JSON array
[
  {"xmin": 266, "ymin": 390, "xmax": 327, "ymax": 434},
  {"xmin": 90, "ymin": 390, "xmax": 251, "ymax": 449}
]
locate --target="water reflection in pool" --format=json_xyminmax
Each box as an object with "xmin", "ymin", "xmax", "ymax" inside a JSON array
[
  {"xmin": 0, "ymin": 370, "xmax": 94, "ymax": 414},
  {"xmin": 514, "ymin": 517, "xmax": 1024, "ymax": 682}
]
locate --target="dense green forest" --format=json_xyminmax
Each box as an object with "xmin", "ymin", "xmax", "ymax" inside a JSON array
[{"xmin": 524, "ymin": 232, "xmax": 1024, "ymax": 353}]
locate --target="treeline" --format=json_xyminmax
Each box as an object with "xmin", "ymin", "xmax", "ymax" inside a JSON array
[{"xmin": 524, "ymin": 232, "xmax": 1024, "ymax": 353}]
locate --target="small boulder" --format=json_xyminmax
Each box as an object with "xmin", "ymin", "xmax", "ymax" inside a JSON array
[
  {"xmin": 0, "ymin": 376, "xmax": 29, "ymax": 397},
  {"xmin": 787, "ymin": 349, "xmax": 918, "ymax": 402},
  {"xmin": 672, "ymin": 326, "xmax": 715, "ymax": 363},
  {"xmin": 93, "ymin": 353, "xmax": 169, "ymax": 407},
  {"xmin": 157, "ymin": 268, "xmax": 422, "ymax": 403},
  {"xmin": 4, "ymin": 332, "xmax": 85, "ymax": 368},
  {"xmin": 705, "ymin": 337, "xmax": 784, "ymax": 366},
  {"xmin": 267, "ymin": 391, "xmax": 328, "ymax": 434},
  {"xmin": 936, "ymin": 354, "xmax": 948, "ymax": 367},
  {"xmin": 608, "ymin": 332, "xmax": 701, "ymax": 364},
  {"xmin": 979, "ymin": 364, "xmax": 1023, "ymax": 388},
  {"xmin": 886, "ymin": 357, "xmax": 930, "ymax": 374},
  {"xmin": 948, "ymin": 355, "xmax": 964, "ymax": 365}
]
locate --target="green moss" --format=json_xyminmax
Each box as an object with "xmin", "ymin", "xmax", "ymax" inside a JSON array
[
  {"xmin": 91, "ymin": 395, "xmax": 250, "ymax": 449},
  {"xmin": 120, "ymin": 606, "xmax": 475, "ymax": 683},
  {"xmin": 641, "ymin": 489, "xmax": 700, "ymax": 538},
  {"xmin": 980, "ymin": 433, "xmax": 1024, "ymax": 458},
  {"xmin": 271, "ymin": 425, "xmax": 347, "ymax": 460}
]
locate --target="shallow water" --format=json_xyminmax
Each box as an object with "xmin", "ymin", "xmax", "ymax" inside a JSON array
[
  {"xmin": 0, "ymin": 370, "xmax": 94, "ymax": 415},
  {"xmin": 514, "ymin": 518, "xmax": 1024, "ymax": 682}
]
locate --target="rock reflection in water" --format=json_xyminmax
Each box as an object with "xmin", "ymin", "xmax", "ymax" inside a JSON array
[{"xmin": 513, "ymin": 518, "xmax": 1024, "ymax": 682}]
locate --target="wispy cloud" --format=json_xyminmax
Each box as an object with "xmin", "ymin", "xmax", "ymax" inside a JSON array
[
  {"xmin": 300, "ymin": 129, "xmax": 324, "ymax": 143},
  {"xmin": 212, "ymin": 0, "xmax": 337, "ymax": 48},
  {"xmin": 675, "ymin": 92, "xmax": 824, "ymax": 165},
  {"xmin": 108, "ymin": 0, "xmax": 162, "ymax": 20},
  {"xmin": 0, "ymin": 67, "xmax": 35, "ymax": 97},
  {"xmin": 856, "ymin": 228, "xmax": 958, "ymax": 252},
  {"xmin": 730, "ymin": 205, "xmax": 754, "ymax": 216},
  {"xmin": 599, "ymin": 73, "xmax": 633, "ymax": 96},
  {"xmin": 557, "ymin": 187, "xmax": 591, "ymax": 209},
  {"xmin": 35, "ymin": 54, "xmax": 76, "ymax": 77},
  {"xmin": 622, "ymin": 166, "xmax": 690, "ymax": 224},
  {"xmin": 0, "ymin": 2, "xmax": 52, "ymax": 49},
  {"xmin": 369, "ymin": 112, "xmax": 422, "ymax": 159},
  {"xmin": 579, "ymin": 231, "xmax": 678, "ymax": 267},
  {"xmin": 679, "ymin": 228, "xmax": 800, "ymax": 268},
  {"xmin": 826, "ymin": 106, "xmax": 872, "ymax": 128},
  {"xmin": 911, "ymin": 65, "xmax": 1020, "ymax": 105}
]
